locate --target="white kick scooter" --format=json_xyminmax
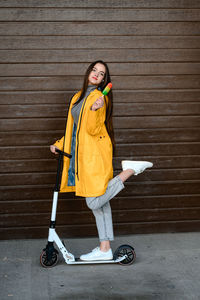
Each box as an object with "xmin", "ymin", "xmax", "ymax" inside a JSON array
[{"xmin": 40, "ymin": 149, "xmax": 136, "ymax": 267}]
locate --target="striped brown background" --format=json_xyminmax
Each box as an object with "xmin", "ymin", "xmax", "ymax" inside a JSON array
[{"xmin": 0, "ymin": 0, "xmax": 200, "ymax": 239}]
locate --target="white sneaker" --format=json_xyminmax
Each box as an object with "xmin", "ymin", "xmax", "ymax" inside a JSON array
[
  {"xmin": 122, "ymin": 160, "xmax": 153, "ymax": 175},
  {"xmin": 80, "ymin": 247, "xmax": 113, "ymax": 261}
]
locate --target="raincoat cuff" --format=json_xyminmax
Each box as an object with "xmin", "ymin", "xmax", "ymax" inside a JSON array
[{"xmin": 53, "ymin": 136, "xmax": 64, "ymax": 150}]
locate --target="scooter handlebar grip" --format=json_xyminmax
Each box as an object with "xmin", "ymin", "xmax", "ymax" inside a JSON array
[{"xmin": 55, "ymin": 148, "xmax": 72, "ymax": 158}]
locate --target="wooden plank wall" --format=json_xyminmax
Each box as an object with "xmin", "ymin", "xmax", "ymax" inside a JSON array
[{"xmin": 0, "ymin": 0, "xmax": 200, "ymax": 239}]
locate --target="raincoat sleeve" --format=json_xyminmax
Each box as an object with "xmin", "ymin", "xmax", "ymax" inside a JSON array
[
  {"xmin": 86, "ymin": 101, "xmax": 106, "ymax": 136},
  {"xmin": 53, "ymin": 136, "xmax": 64, "ymax": 150}
]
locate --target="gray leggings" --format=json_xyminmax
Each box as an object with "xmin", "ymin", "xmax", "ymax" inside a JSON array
[{"xmin": 86, "ymin": 175, "xmax": 125, "ymax": 242}]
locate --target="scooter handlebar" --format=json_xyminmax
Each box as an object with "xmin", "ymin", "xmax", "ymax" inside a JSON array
[{"xmin": 55, "ymin": 148, "xmax": 72, "ymax": 159}]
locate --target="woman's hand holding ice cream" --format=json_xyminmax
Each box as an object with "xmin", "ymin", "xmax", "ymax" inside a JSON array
[
  {"xmin": 91, "ymin": 96, "xmax": 104, "ymax": 111},
  {"xmin": 91, "ymin": 82, "xmax": 112, "ymax": 111}
]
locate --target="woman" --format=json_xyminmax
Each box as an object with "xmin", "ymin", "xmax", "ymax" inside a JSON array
[{"xmin": 50, "ymin": 60, "xmax": 153, "ymax": 261}]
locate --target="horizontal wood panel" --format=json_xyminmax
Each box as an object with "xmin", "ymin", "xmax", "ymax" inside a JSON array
[
  {"xmin": 113, "ymin": 116, "xmax": 200, "ymax": 129},
  {"xmin": 123, "ymin": 181, "xmax": 200, "ymax": 196},
  {"xmin": 1, "ymin": 181, "xmax": 200, "ymax": 201},
  {"xmin": 1, "ymin": 103, "xmax": 199, "ymax": 119},
  {"xmin": 1, "ymin": 194, "xmax": 200, "ymax": 214},
  {"xmin": 115, "ymin": 128, "xmax": 200, "ymax": 143},
  {"xmin": 1, "ymin": 90, "xmax": 200, "ymax": 104},
  {"xmin": 1, "ymin": 8, "xmax": 200, "ymax": 21},
  {"xmin": 1, "ymin": 22, "xmax": 200, "ymax": 36},
  {"xmin": 0, "ymin": 116, "xmax": 199, "ymax": 132},
  {"xmin": 115, "ymin": 169, "xmax": 200, "ymax": 181},
  {"xmin": 0, "ymin": 143, "xmax": 199, "ymax": 159},
  {"xmin": 114, "ymin": 220, "xmax": 200, "ymax": 235},
  {"xmin": 0, "ymin": 104, "xmax": 69, "ymax": 118},
  {"xmin": 0, "ymin": 91, "xmax": 74, "ymax": 105},
  {"xmin": 0, "ymin": 118, "xmax": 65, "ymax": 131},
  {"xmin": 114, "ymin": 156, "xmax": 200, "ymax": 170},
  {"xmin": 1, "ymin": 75, "xmax": 200, "ymax": 91},
  {"xmin": 1, "ymin": 168, "xmax": 200, "ymax": 186},
  {"xmin": 116, "ymin": 143, "xmax": 200, "ymax": 156},
  {"xmin": 1, "ymin": 207, "xmax": 200, "ymax": 228},
  {"xmin": 1, "ymin": 220, "xmax": 200, "ymax": 240},
  {"xmin": 2, "ymin": 63, "xmax": 200, "ymax": 76},
  {"xmin": 1, "ymin": 128, "xmax": 200, "ymax": 146},
  {"xmin": 1, "ymin": 36, "xmax": 200, "ymax": 50},
  {"xmin": 1, "ymin": 0, "xmax": 200, "ymax": 8},
  {"xmin": 0, "ymin": 159, "xmax": 57, "ymax": 173},
  {"xmin": 1, "ymin": 49, "xmax": 200, "ymax": 63},
  {"xmin": 0, "ymin": 130, "xmax": 63, "ymax": 146},
  {"xmin": 1, "ymin": 156, "xmax": 200, "ymax": 173}
]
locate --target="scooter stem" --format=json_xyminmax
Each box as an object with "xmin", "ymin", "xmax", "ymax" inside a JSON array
[
  {"xmin": 54, "ymin": 149, "xmax": 72, "ymax": 192},
  {"xmin": 50, "ymin": 191, "xmax": 58, "ymax": 224}
]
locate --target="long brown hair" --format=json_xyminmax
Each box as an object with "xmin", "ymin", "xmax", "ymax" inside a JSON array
[{"xmin": 74, "ymin": 60, "xmax": 115, "ymax": 154}]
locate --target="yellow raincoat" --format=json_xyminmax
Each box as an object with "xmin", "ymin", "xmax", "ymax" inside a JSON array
[{"xmin": 53, "ymin": 88, "xmax": 113, "ymax": 197}]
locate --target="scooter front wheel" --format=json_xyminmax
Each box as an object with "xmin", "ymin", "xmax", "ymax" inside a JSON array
[
  {"xmin": 113, "ymin": 244, "xmax": 136, "ymax": 266},
  {"xmin": 40, "ymin": 249, "xmax": 59, "ymax": 268}
]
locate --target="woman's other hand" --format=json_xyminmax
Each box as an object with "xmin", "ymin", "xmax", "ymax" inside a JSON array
[
  {"xmin": 50, "ymin": 145, "xmax": 59, "ymax": 154},
  {"xmin": 91, "ymin": 96, "xmax": 104, "ymax": 111}
]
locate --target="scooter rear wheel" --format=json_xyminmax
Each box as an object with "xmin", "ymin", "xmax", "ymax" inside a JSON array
[
  {"xmin": 40, "ymin": 250, "xmax": 59, "ymax": 268},
  {"xmin": 113, "ymin": 244, "xmax": 136, "ymax": 265}
]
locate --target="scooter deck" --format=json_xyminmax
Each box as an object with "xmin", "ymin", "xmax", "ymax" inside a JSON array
[{"xmin": 67, "ymin": 256, "xmax": 126, "ymax": 265}]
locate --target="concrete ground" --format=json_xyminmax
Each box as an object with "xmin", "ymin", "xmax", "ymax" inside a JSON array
[{"xmin": 0, "ymin": 232, "xmax": 200, "ymax": 300}]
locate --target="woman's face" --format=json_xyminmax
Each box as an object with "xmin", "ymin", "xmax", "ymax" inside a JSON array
[{"xmin": 88, "ymin": 63, "xmax": 106, "ymax": 86}]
